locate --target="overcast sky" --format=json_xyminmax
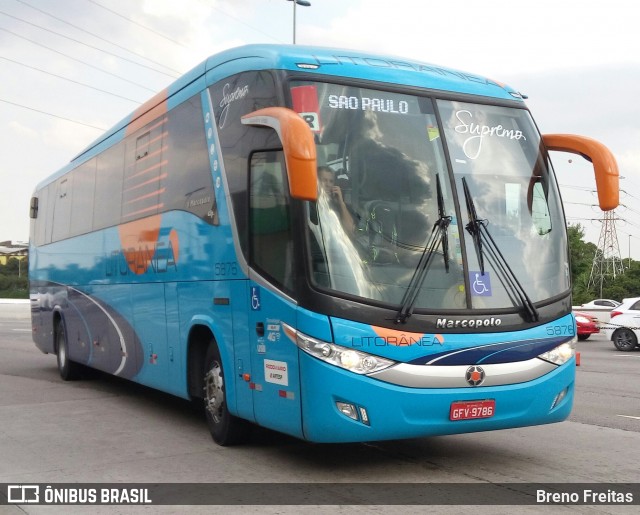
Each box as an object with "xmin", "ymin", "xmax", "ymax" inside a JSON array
[{"xmin": 1, "ymin": 0, "xmax": 639, "ymax": 259}]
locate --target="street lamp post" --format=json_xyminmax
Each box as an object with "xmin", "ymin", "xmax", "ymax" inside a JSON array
[{"xmin": 287, "ymin": 0, "xmax": 311, "ymax": 44}]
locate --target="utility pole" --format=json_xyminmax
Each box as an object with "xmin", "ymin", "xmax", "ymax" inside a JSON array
[{"xmin": 287, "ymin": 0, "xmax": 311, "ymax": 44}]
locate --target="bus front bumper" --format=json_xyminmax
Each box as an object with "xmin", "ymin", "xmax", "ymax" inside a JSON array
[{"xmin": 299, "ymin": 352, "xmax": 574, "ymax": 443}]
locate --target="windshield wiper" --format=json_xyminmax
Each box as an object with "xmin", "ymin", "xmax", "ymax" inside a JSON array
[
  {"xmin": 436, "ymin": 173, "xmax": 451, "ymax": 274},
  {"xmin": 461, "ymin": 177, "xmax": 539, "ymax": 323},
  {"xmin": 395, "ymin": 174, "xmax": 451, "ymax": 324},
  {"xmin": 462, "ymin": 176, "xmax": 485, "ymax": 274}
]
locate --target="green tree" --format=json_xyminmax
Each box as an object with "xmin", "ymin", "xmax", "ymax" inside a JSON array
[
  {"xmin": 567, "ymin": 224, "xmax": 598, "ymax": 304},
  {"xmin": 602, "ymin": 260, "xmax": 640, "ymax": 301},
  {"xmin": 567, "ymin": 223, "xmax": 640, "ymax": 303},
  {"xmin": 0, "ymin": 257, "xmax": 29, "ymax": 298}
]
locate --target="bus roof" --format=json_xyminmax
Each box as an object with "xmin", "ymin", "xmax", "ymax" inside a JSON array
[
  {"xmin": 197, "ymin": 44, "xmax": 522, "ymax": 100},
  {"xmin": 42, "ymin": 44, "xmax": 524, "ymax": 188}
]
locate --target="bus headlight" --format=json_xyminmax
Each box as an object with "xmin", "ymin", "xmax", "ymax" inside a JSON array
[
  {"xmin": 538, "ymin": 338, "xmax": 576, "ymax": 366},
  {"xmin": 283, "ymin": 323, "xmax": 395, "ymax": 374}
]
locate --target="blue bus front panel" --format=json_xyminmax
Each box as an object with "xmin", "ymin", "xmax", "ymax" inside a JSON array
[{"xmin": 299, "ymin": 352, "xmax": 574, "ymax": 443}]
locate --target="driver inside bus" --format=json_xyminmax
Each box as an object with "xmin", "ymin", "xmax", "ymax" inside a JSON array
[{"xmin": 318, "ymin": 166, "xmax": 356, "ymax": 235}]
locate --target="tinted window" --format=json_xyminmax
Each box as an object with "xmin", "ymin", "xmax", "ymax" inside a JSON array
[
  {"xmin": 51, "ymin": 176, "xmax": 72, "ymax": 242},
  {"xmin": 250, "ymin": 151, "xmax": 294, "ymax": 293},
  {"xmin": 94, "ymin": 143, "xmax": 124, "ymax": 230},
  {"xmin": 70, "ymin": 158, "xmax": 96, "ymax": 236},
  {"xmin": 44, "ymin": 183, "xmax": 55, "ymax": 244},
  {"xmin": 163, "ymin": 95, "xmax": 217, "ymax": 224},
  {"xmin": 122, "ymin": 118, "xmax": 166, "ymax": 221},
  {"xmin": 209, "ymin": 71, "xmax": 280, "ymax": 258}
]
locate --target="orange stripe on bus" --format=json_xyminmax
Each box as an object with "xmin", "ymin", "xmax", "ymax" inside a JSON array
[
  {"xmin": 125, "ymin": 161, "xmax": 168, "ymax": 181},
  {"xmin": 144, "ymin": 118, "xmax": 168, "ymax": 134},
  {"xmin": 124, "ymin": 188, "xmax": 166, "ymax": 205},
  {"xmin": 124, "ymin": 173, "xmax": 168, "ymax": 193},
  {"xmin": 128, "ymin": 146, "xmax": 168, "ymax": 168},
  {"xmin": 126, "ymin": 90, "xmax": 169, "ymax": 136}
]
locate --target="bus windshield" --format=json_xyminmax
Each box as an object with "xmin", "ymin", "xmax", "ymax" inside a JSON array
[{"xmin": 291, "ymin": 81, "xmax": 569, "ymax": 311}]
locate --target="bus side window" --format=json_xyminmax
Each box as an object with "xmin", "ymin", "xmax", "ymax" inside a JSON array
[
  {"xmin": 70, "ymin": 158, "xmax": 97, "ymax": 237},
  {"xmin": 95, "ymin": 143, "xmax": 124, "ymax": 231},
  {"xmin": 51, "ymin": 177, "xmax": 72, "ymax": 242},
  {"xmin": 249, "ymin": 151, "xmax": 294, "ymax": 293},
  {"xmin": 163, "ymin": 95, "xmax": 217, "ymax": 224},
  {"xmin": 530, "ymin": 178, "xmax": 552, "ymax": 235},
  {"xmin": 123, "ymin": 123, "xmax": 164, "ymax": 220}
]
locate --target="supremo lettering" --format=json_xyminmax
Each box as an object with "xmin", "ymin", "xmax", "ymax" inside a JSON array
[
  {"xmin": 218, "ymin": 83, "xmax": 249, "ymax": 129},
  {"xmin": 106, "ymin": 240, "xmax": 177, "ymax": 276},
  {"xmin": 328, "ymin": 94, "xmax": 409, "ymax": 114},
  {"xmin": 454, "ymin": 109, "xmax": 526, "ymax": 160}
]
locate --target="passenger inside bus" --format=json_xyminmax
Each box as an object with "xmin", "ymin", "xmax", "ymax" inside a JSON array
[{"xmin": 317, "ymin": 166, "xmax": 357, "ymax": 235}]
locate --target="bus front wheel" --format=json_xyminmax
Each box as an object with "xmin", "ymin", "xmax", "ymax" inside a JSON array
[
  {"xmin": 203, "ymin": 341, "xmax": 250, "ymax": 445},
  {"xmin": 56, "ymin": 320, "xmax": 81, "ymax": 381}
]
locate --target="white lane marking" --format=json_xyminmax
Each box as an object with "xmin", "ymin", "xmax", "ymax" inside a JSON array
[
  {"xmin": 11, "ymin": 328, "xmax": 31, "ymax": 332},
  {"xmin": 617, "ymin": 415, "xmax": 640, "ymax": 420}
]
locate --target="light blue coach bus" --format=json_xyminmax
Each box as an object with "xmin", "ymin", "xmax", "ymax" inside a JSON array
[{"xmin": 29, "ymin": 45, "xmax": 618, "ymax": 445}]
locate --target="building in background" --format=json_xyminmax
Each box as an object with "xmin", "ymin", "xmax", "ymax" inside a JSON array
[{"xmin": 0, "ymin": 240, "xmax": 28, "ymax": 266}]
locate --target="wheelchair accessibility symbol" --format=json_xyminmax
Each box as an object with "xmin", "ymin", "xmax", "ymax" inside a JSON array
[
  {"xmin": 469, "ymin": 271, "xmax": 492, "ymax": 296},
  {"xmin": 250, "ymin": 286, "xmax": 261, "ymax": 310}
]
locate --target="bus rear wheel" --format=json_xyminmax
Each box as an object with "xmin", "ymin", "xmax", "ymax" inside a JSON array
[
  {"xmin": 203, "ymin": 341, "xmax": 250, "ymax": 446},
  {"xmin": 56, "ymin": 320, "xmax": 81, "ymax": 381}
]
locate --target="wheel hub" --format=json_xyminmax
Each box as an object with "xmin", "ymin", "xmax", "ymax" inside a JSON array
[{"xmin": 204, "ymin": 363, "xmax": 225, "ymax": 423}]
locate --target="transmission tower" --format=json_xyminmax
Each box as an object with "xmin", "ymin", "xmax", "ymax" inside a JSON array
[{"xmin": 588, "ymin": 210, "xmax": 625, "ymax": 297}]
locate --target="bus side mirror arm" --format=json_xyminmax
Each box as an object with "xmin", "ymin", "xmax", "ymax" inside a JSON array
[
  {"xmin": 543, "ymin": 134, "xmax": 619, "ymax": 211},
  {"xmin": 241, "ymin": 107, "xmax": 318, "ymax": 201}
]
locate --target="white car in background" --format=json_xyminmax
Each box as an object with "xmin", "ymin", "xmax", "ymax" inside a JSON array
[
  {"xmin": 572, "ymin": 298, "xmax": 621, "ymax": 326},
  {"xmin": 577, "ymin": 299, "xmax": 621, "ymax": 310},
  {"xmin": 605, "ymin": 297, "xmax": 640, "ymax": 351}
]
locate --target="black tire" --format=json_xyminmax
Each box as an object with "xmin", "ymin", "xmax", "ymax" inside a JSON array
[
  {"xmin": 577, "ymin": 334, "xmax": 590, "ymax": 341},
  {"xmin": 203, "ymin": 341, "xmax": 250, "ymax": 446},
  {"xmin": 612, "ymin": 328, "xmax": 638, "ymax": 352},
  {"xmin": 56, "ymin": 320, "xmax": 81, "ymax": 381}
]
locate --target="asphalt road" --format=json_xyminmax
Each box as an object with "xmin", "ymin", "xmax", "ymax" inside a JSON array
[{"xmin": 1, "ymin": 301, "xmax": 639, "ymax": 514}]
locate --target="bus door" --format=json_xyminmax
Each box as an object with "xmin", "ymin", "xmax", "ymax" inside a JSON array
[{"xmin": 246, "ymin": 151, "xmax": 303, "ymax": 438}]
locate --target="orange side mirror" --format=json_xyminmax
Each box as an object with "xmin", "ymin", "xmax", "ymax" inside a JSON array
[
  {"xmin": 543, "ymin": 134, "xmax": 619, "ymax": 211},
  {"xmin": 241, "ymin": 107, "xmax": 318, "ymax": 201}
]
